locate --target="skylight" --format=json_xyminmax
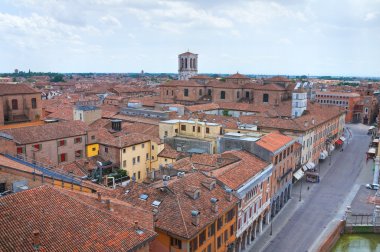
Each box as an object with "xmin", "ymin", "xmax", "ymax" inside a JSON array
[
  {"xmin": 151, "ymin": 200, "xmax": 161, "ymax": 207},
  {"xmin": 139, "ymin": 193, "xmax": 149, "ymax": 200}
]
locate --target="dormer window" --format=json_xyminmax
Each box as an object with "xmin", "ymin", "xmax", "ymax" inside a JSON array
[
  {"xmin": 139, "ymin": 193, "xmax": 149, "ymax": 201},
  {"xmin": 194, "ymin": 191, "xmax": 200, "ymax": 199}
]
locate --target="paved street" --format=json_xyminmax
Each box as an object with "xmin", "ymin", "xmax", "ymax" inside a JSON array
[{"xmin": 248, "ymin": 124, "xmax": 373, "ymax": 252}]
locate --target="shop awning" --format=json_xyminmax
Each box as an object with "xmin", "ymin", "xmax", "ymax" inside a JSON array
[
  {"xmin": 335, "ymin": 139, "xmax": 343, "ymax": 145},
  {"xmin": 303, "ymin": 162, "xmax": 316, "ymax": 171},
  {"xmin": 323, "ymin": 150, "xmax": 329, "ymax": 156},
  {"xmin": 293, "ymin": 169, "xmax": 304, "ymax": 180},
  {"xmin": 339, "ymin": 136, "xmax": 346, "ymax": 142},
  {"xmin": 373, "ymin": 139, "xmax": 379, "ymax": 143},
  {"xmin": 319, "ymin": 151, "xmax": 327, "ymax": 160},
  {"xmin": 367, "ymin": 148, "xmax": 376, "ymax": 154},
  {"xmin": 330, "ymin": 144, "xmax": 335, "ymax": 151},
  {"xmin": 369, "ymin": 126, "xmax": 376, "ymax": 130}
]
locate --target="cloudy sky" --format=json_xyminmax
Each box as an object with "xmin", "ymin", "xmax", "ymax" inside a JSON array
[{"xmin": 0, "ymin": 0, "xmax": 379, "ymax": 76}]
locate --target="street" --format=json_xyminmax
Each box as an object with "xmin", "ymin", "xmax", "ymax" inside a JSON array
[{"xmin": 248, "ymin": 124, "xmax": 373, "ymax": 252}]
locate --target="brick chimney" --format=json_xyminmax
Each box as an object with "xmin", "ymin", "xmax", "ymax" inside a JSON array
[
  {"xmin": 134, "ymin": 221, "xmax": 139, "ymax": 230},
  {"xmin": 210, "ymin": 198, "xmax": 219, "ymax": 213},
  {"xmin": 32, "ymin": 230, "xmax": 40, "ymax": 250},
  {"xmin": 106, "ymin": 199, "xmax": 112, "ymax": 211},
  {"xmin": 97, "ymin": 192, "xmax": 102, "ymax": 202},
  {"xmin": 191, "ymin": 210, "xmax": 200, "ymax": 226},
  {"xmin": 226, "ymin": 188, "xmax": 233, "ymax": 202}
]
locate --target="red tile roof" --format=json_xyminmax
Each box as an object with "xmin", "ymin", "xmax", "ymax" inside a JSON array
[
  {"xmin": 0, "ymin": 186, "xmax": 156, "ymax": 252},
  {"xmin": 256, "ymin": 132, "xmax": 294, "ymax": 152},
  {"xmin": 0, "ymin": 84, "xmax": 39, "ymax": 95}
]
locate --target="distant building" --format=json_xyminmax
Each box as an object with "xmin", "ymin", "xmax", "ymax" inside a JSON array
[
  {"xmin": 0, "ymin": 84, "xmax": 42, "ymax": 125},
  {"xmin": 178, "ymin": 51, "xmax": 198, "ymax": 80},
  {"xmin": 73, "ymin": 105, "xmax": 101, "ymax": 125}
]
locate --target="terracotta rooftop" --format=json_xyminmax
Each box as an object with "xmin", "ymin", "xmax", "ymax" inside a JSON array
[
  {"xmin": 216, "ymin": 150, "xmax": 271, "ymax": 190},
  {"xmin": 225, "ymin": 73, "xmax": 250, "ymax": 79},
  {"xmin": 120, "ymin": 172, "xmax": 238, "ymax": 239},
  {"xmin": 157, "ymin": 144, "xmax": 181, "ymax": 159},
  {"xmin": 1, "ymin": 121, "xmax": 89, "ymax": 145},
  {"xmin": 256, "ymin": 132, "xmax": 294, "ymax": 153},
  {"xmin": 0, "ymin": 186, "xmax": 156, "ymax": 252},
  {"xmin": 0, "ymin": 84, "xmax": 39, "ymax": 95}
]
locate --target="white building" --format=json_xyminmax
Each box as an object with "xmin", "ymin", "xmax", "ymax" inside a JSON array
[{"xmin": 178, "ymin": 51, "xmax": 198, "ymax": 80}]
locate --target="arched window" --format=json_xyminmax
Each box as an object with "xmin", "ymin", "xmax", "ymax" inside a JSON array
[
  {"xmin": 220, "ymin": 91, "xmax": 226, "ymax": 99},
  {"xmin": 194, "ymin": 59, "xmax": 196, "ymax": 69},
  {"xmin": 199, "ymin": 89, "xmax": 202, "ymax": 96},
  {"xmin": 11, "ymin": 99, "xmax": 18, "ymax": 110},
  {"xmin": 185, "ymin": 58, "xmax": 188, "ymax": 68},
  {"xmin": 31, "ymin": 98, "xmax": 37, "ymax": 109},
  {"xmin": 208, "ymin": 89, "xmax": 212, "ymax": 96},
  {"xmin": 166, "ymin": 90, "xmax": 169, "ymax": 95},
  {"xmin": 263, "ymin": 93, "xmax": 269, "ymax": 103},
  {"xmin": 181, "ymin": 58, "xmax": 184, "ymax": 69},
  {"xmin": 190, "ymin": 58, "xmax": 193, "ymax": 69}
]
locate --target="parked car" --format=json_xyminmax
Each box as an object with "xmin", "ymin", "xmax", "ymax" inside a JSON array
[{"xmin": 366, "ymin": 183, "xmax": 379, "ymax": 190}]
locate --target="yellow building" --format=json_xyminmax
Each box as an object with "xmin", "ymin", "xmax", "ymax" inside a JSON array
[{"xmin": 159, "ymin": 119, "xmax": 222, "ymax": 154}]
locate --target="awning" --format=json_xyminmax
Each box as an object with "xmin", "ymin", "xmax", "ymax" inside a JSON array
[
  {"xmin": 369, "ymin": 126, "xmax": 376, "ymax": 130},
  {"xmin": 367, "ymin": 148, "xmax": 376, "ymax": 154},
  {"xmin": 319, "ymin": 151, "xmax": 327, "ymax": 160},
  {"xmin": 330, "ymin": 144, "xmax": 335, "ymax": 151},
  {"xmin": 335, "ymin": 139, "xmax": 343, "ymax": 145},
  {"xmin": 323, "ymin": 150, "xmax": 329, "ymax": 156},
  {"xmin": 293, "ymin": 169, "xmax": 304, "ymax": 180},
  {"xmin": 373, "ymin": 139, "xmax": 379, "ymax": 143},
  {"xmin": 340, "ymin": 136, "xmax": 346, "ymax": 142},
  {"xmin": 303, "ymin": 162, "xmax": 316, "ymax": 171}
]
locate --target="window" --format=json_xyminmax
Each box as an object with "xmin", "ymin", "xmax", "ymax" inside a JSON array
[
  {"xmin": 207, "ymin": 244, "xmax": 212, "ymax": 252},
  {"xmin": 206, "ymin": 127, "xmax": 210, "ymax": 134},
  {"xmin": 190, "ymin": 238, "xmax": 198, "ymax": 252},
  {"xmin": 17, "ymin": 147, "xmax": 24, "ymax": 154},
  {"xmin": 170, "ymin": 237, "xmax": 182, "ymax": 249},
  {"xmin": 133, "ymin": 157, "xmax": 136, "ymax": 165},
  {"xmin": 151, "ymin": 156, "xmax": 154, "ymax": 160},
  {"xmin": 164, "ymin": 131, "xmax": 168, "ymax": 137},
  {"xmin": 123, "ymin": 160, "xmax": 126, "ymax": 167},
  {"xmin": 91, "ymin": 135, "xmax": 95, "ymax": 140},
  {"xmin": 263, "ymin": 93, "xmax": 269, "ymax": 103},
  {"xmin": 197, "ymin": 126, "xmax": 201, "ymax": 133},
  {"xmin": 237, "ymin": 91, "xmax": 240, "ymax": 99},
  {"xmin": 138, "ymin": 171, "xmax": 141, "ymax": 179},
  {"xmin": 172, "ymin": 90, "xmax": 174, "ymax": 96},
  {"xmin": 132, "ymin": 146, "xmax": 136, "ymax": 151},
  {"xmin": 238, "ymin": 218, "xmax": 241, "ymax": 229},
  {"xmin": 199, "ymin": 89, "xmax": 202, "ymax": 96},
  {"xmin": 217, "ymin": 217, "xmax": 223, "ymax": 230},
  {"xmin": 152, "ymin": 145, "xmax": 154, "ymax": 150},
  {"xmin": 123, "ymin": 148, "xmax": 126, "ymax": 153},
  {"xmin": 75, "ymin": 150, "xmax": 82, "ymax": 158},
  {"xmin": 208, "ymin": 89, "xmax": 212, "ymax": 96},
  {"xmin": 181, "ymin": 125, "xmax": 186, "ymax": 131},
  {"xmin": 105, "ymin": 147, "xmax": 108, "ymax": 153},
  {"xmin": 246, "ymin": 91, "xmax": 250, "ymax": 98},
  {"xmin": 226, "ymin": 208, "xmax": 235, "ymax": 222},
  {"xmin": 31, "ymin": 98, "xmax": 37, "ymax": 109},
  {"xmin": 199, "ymin": 230, "xmax": 206, "ymax": 246},
  {"xmin": 224, "ymin": 230, "xmax": 228, "ymax": 243},
  {"xmin": 249, "ymin": 207, "xmax": 252, "ymax": 218},
  {"xmin": 230, "ymin": 224, "xmax": 234, "ymax": 236},
  {"xmin": 59, "ymin": 153, "xmax": 67, "ymax": 163},
  {"xmin": 184, "ymin": 89, "xmax": 189, "ymax": 97},
  {"xmin": 74, "ymin": 137, "xmax": 82, "ymax": 144},
  {"xmin": 146, "ymin": 153, "xmax": 149, "ymax": 160},
  {"xmin": 137, "ymin": 156, "xmax": 140, "ymax": 163},
  {"xmin": 58, "ymin": 140, "xmax": 66, "ymax": 147},
  {"xmin": 166, "ymin": 90, "xmax": 169, "ymax": 95},
  {"xmin": 244, "ymin": 212, "xmax": 247, "ymax": 223},
  {"xmin": 208, "ymin": 223, "xmax": 215, "ymax": 237},
  {"xmin": 220, "ymin": 91, "xmax": 226, "ymax": 99},
  {"xmin": 193, "ymin": 126, "xmax": 195, "ymax": 132},
  {"xmin": 217, "ymin": 235, "xmax": 222, "ymax": 249},
  {"xmin": 141, "ymin": 143, "xmax": 145, "ymax": 148},
  {"xmin": 33, "ymin": 144, "xmax": 41, "ymax": 151},
  {"xmin": 11, "ymin": 99, "xmax": 18, "ymax": 110}
]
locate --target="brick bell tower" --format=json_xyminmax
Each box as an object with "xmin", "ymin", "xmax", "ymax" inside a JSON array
[{"xmin": 178, "ymin": 51, "xmax": 198, "ymax": 80}]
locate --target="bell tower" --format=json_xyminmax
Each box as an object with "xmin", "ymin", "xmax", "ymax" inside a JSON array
[{"xmin": 178, "ymin": 51, "xmax": 198, "ymax": 80}]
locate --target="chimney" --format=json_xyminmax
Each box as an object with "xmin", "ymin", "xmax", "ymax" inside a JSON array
[
  {"xmin": 210, "ymin": 198, "xmax": 219, "ymax": 213},
  {"xmin": 106, "ymin": 199, "xmax": 112, "ymax": 211},
  {"xmin": 153, "ymin": 209, "xmax": 159, "ymax": 222},
  {"xmin": 191, "ymin": 210, "xmax": 200, "ymax": 226},
  {"xmin": 226, "ymin": 189, "xmax": 233, "ymax": 202},
  {"xmin": 134, "ymin": 221, "xmax": 139, "ymax": 230},
  {"xmin": 32, "ymin": 230, "xmax": 40, "ymax": 249},
  {"xmin": 97, "ymin": 192, "xmax": 102, "ymax": 202}
]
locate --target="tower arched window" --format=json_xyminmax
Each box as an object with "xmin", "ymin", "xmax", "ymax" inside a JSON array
[
  {"xmin": 194, "ymin": 59, "xmax": 196, "ymax": 69},
  {"xmin": 190, "ymin": 58, "xmax": 193, "ymax": 69},
  {"xmin": 185, "ymin": 58, "xmax": 188, "ymax": 69},
  {"xmin": 181, "ymin": 58, "xmax": 184, "ymax": 69}
]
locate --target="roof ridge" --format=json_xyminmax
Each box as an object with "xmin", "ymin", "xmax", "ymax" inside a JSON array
[{"xmin": 173, "ymin": 190, "xmax": 190, "ymax": 238}]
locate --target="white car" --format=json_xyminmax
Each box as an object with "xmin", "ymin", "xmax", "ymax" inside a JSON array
[{"xmin": 366, "ymin": 183, "xmax": 379, "ymax": 190}]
